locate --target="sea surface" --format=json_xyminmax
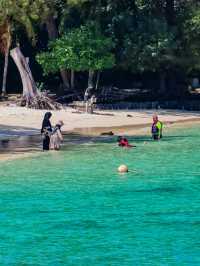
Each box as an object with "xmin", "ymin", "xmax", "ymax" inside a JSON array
[{"xmin": 0, "ymin": 125, "xmax": 200, "ymax": 265}]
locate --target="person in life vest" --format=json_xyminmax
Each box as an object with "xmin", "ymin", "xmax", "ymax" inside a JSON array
[
  {"xmin": 117, "ymin": 136, "xmax": 134, "ymax": 148},
  {"xmin": 151, "ymin": 115, "xmax": 163, "ymax": 140}
]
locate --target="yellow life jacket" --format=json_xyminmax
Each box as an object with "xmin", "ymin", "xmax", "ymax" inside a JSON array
[{"xmin": 156, "ymin": 121, "xmax": 163, "ymax": 137}]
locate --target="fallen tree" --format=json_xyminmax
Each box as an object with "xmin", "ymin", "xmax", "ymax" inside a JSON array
[{"xmin": 10, "ymin": 46, "xmax": 61, "ymax": 109}]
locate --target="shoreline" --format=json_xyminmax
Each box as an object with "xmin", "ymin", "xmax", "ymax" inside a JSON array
[
  {"xmin": 0, "ymin": 115, "xmax": 200, "ymax": 162},
  {"xmin": 71, "ymin": 117, "xmax": 200, "ymax": 136}
]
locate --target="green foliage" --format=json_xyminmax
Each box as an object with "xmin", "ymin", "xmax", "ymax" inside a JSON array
[
  {"xmin": 1, "ymin": 0, "xmax": 200, "ymax": 92},
  {"xmin": 36, "ymin": 22, "xmax": 115, "ymax": 74},
  {"xmin": 0, "ymin": 0, "xmax": 40, "ymax": 43},
  {"xmin": 122, "ymin": 18, "xmax": 177, "ymax": 73},
  {"xmin": 30, "ymin": 0, "xmax": 65, "ymax": 22},
  {"xmin": 184, "ymin": 7, "xmax": 200, "ymax": 40},
  {"xmin": 180, "ymin": 5, "xmax": 200, "ymax": 73}
]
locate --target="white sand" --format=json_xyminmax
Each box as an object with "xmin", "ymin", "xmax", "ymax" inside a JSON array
[{"xmin": 0, "ymin": 106, "xmax": 199, "ymax": 134}]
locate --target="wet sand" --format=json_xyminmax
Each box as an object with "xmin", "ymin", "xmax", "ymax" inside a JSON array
[{"xmin": 72, "ymin": 117, "xmax": 200, "ymax": 136}]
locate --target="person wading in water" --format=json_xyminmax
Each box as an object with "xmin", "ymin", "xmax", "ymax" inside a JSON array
[
  {"xmin": 151, "ymin": 114, "xmax": 163, "ymax": 140},
  {"xmin": 50, "ymin": 120, "xmax": 64, "ymax": 150},
  {"xmin": 41, "ymin": 112, "xmax": 52, "ymax": 150}
]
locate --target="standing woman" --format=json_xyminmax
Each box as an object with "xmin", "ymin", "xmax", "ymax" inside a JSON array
[{"xmin": 41, "ymin": 112, "xmax": 52, "ymax": 150}]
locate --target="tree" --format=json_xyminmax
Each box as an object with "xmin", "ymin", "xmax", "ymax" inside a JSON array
[
  {"xmin": 0, "ymin": 22, "xmax": 11, "ymax": 96},
  {"xmin": 10, "ymin": 46, "xmax": 61, "ymax": 109},
  {"xmin": 0, "ymin": 0, "xmax": 63, "ymax": 108},
  {"xmin": 32, "ymin": 0, "xmax": 89, "ymax": 89},
  {"xmin": 180, "ymin": 3, "xmax": 200, "ymax": 74},
  {"xmin": 121, "ymin": 16, "xmax": 177, "ymax": 94},
  {"xmin": 0, "ymin": 0, "xmax": 38, "ymax": 96},
  {"xmin": 36, "ymin": 22, "xmax": 115, "ymax": 91}
]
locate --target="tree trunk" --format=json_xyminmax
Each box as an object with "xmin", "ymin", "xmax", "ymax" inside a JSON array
[
  {"xmin": 88, "ymin": 70, "xmax": 95, "ymax": 88},
  {"xmin": 45, "ymin": 15, "xmax": 70, "ymax": 88},
  {"xmin": 71, "ymin": 70, "xmax": 75, "ymax": 89},
  {"xmin": 167, "ymin": 71, "xmax": 175, "ymax": 96},
  {"xmin": 166, "ymin": 0, "xmax": 175, "ymax": 26},
  {"xmin": 159, "ymin": 72, "xmax": 167, "ymax": 96},
  {"xmin": 60, "ymin": 69, "xmax": 70, "ymax": 88},
  {"xmin": 45, "ymin": 15, "xmax": 58, "ymax": 40},
  {"xmin": 10, "ymin": 47, "xmax": 38, "ymax": 104},
  {"xmin": 95, "ymin": 71, "xmax": 101, "ymax": 90},
  {"xmin": 1, "ymin": 23, "xmax": 11, "ymax": 97},
  {"xmin": 2, "ymin": 48, "xmax": 9, "ymax": 96},
  {"xmin": 10, "ymin": 47, "xmax": 61, "ymax": 110}
]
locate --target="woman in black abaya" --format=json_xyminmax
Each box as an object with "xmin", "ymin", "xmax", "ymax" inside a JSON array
[{"xmin": 41, "ymin": 112, "xmax": 52, "ymax": 150}]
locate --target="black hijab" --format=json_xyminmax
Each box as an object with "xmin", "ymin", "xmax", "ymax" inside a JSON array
[{"xmin": 41, "ymin": 112, "xmax": 52, "ymax": 133}]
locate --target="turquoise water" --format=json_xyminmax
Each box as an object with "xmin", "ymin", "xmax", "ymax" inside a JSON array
[{"xmin": 0, "ymin": 126, "xmax": 200, "ymax": 265}]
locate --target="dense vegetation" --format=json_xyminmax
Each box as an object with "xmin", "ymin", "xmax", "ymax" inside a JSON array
[{"xmin": 1, "ymin": 0, "xmax": 200, "ymax": 102}]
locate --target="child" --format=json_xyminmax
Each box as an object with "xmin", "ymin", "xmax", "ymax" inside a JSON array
[
  {"xmin": 50, "ymin": 121, "xmax": 64, "ymax": 150},
  {"xmin": 117, "ymin": 136, "xmax": 134, "ymax": 148}
]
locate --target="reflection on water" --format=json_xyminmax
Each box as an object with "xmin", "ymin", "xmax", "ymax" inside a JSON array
[
  {"xmin": 0, "ymin": 125, "xmax": 40, "ymax": 154},
  {"xmin": 0, "ymin": 132, "xmax": 106, "ymax": 155},
  {"xmin": 0, "ymin": 135, "xmax": 41, "ymax": 153}
]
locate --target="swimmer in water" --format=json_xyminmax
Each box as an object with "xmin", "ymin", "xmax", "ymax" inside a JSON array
[{"xmin": 117, "ymin": 136, "xmax": 134, "ymax": 148}]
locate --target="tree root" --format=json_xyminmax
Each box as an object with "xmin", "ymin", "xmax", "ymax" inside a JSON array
[{"xmin": 19, "ymin": 94, "xmax": 62, "ymax": 110}]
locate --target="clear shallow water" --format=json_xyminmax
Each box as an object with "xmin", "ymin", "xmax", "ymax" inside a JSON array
[{"xmin": 0, "ymin": 126, "xmax": 200, "ymax": 265}]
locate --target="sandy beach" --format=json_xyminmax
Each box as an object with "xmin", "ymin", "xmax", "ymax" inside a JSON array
[
  {"xmin": 0, "ymin": 106, "xmax": 200, "ymax": 135},
  {"xmin": 0, "ymin": 106, "xmax": 200, "ymax": 161}
]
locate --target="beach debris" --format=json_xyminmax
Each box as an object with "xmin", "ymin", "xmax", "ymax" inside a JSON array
[
  {"xmin": 19, "ymin": 93, "xmax": 62, "ymax": 110},
  {"xmin": 118, "ymin": 164, "xmax": 128, "ymax": 173},
  {"xmin": 94, "ymin": 112, "xmax": 114, "ymax": 116},
  {"xmin": 101, "ymin": 131, "xmax": 114, "ymax": 136},
  {"xmin": 71, "ymin": 110, "xmax": 83, "ymax": 114}
]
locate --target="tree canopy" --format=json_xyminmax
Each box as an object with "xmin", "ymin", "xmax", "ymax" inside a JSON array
[
  {"xmin": 1, "ymin": 0, "xmax": 200, "ymax": 98},
  {"xmin": 36, "ymin": 23, "xmax": 115, "ymax": 73}
]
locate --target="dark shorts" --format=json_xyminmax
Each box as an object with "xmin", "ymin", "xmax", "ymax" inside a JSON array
[{"xmin": 153, "ymin": 134, "xmax": 159, "ymax": 140}]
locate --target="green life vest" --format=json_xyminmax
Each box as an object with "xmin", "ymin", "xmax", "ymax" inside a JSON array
[{"xmin": 156, "ymin": 121, "xmax": 163, "ymax": 137}]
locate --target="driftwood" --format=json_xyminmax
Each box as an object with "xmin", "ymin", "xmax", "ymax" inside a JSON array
[
  {"xmin": 100, "ymin": 131, "xmax": 114, "ymax": 136},
  {"xmin": 10, "ymin": 47, "xmax": 37, "ymax": 100},
  {"xmin": 19, "ymin": 94, "xmax": 62, "ymax": 110},
  {"xmin": 10, "ymin": 47, "xmax": 61, "ymax": 110}
]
